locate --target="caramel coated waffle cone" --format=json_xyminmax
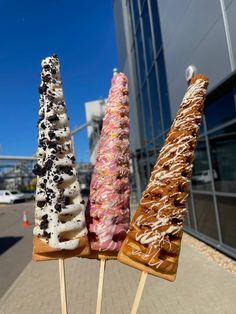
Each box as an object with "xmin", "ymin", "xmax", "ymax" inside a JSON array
[{"xmin": 118, "ymin": 74, "xmax": 209, "ymax": 281}]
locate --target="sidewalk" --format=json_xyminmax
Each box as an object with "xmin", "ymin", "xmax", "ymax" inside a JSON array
[{"xmin": 0, "ymin": 235, "xmax": 235, "ymax": 314}]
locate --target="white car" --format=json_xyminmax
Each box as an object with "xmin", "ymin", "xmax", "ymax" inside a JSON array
[
  {"xmin": 23, "ymin": 192, "xmax": 35, "ymax": 200},
  {"xmin": 192, "ymin": 170, "xmax": 218, "ymax": 183},
  {"xmin": 0, "ymin": 190, "xmax": 25, "ymax": 204}
]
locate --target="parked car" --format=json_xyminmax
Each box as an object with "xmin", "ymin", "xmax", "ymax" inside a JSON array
[
  {"xmin": 23, "ymin": 192, "xmax": 35, "ymax": 200},
  {"xmin": 0, "ymin": 190, "xmax": 25, "ymax": 204},
  {"xmin": 192, "ymin": 169, "xmax": 218, "ymax": 183}
]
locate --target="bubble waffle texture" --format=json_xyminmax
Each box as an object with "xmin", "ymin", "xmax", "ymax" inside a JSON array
[
  {"xmin": 118, "ymin": 74, "xmax": 208, "ymax": 281},
  {"xmin": 86, "ymin": 73, "xmax": 130, "ymax": 257},
  {"xmin": 32, "ymin": 55, "xmax": 90, "ymax": 261}
]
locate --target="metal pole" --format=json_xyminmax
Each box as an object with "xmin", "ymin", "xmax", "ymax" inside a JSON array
[
  {"xmin": 220, "ymin": 0, "xmax": 235, "ymax": 71},
  {"xmin": 0, "ymin": 156, "xmax": 37, "ymax": 161},
  {"xmin": 71, "ymin": 135, "xmax": 76, "ymax": 158},
  {"xmin": 71, "ymin": 121, "xmax": 92, "ymax": 136},
  {"xmin": 203, "ymin": 115, "xmax": 223, "ymax": 243}
]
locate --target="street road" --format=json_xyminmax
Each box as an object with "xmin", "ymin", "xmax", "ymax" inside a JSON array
[{"xmin": 0, "ymin": 201, "xmax": 34, "ymax": 298}]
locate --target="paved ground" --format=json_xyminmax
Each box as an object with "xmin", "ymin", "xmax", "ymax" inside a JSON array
[
  {"xmin": 0, "ymin": 201, "xmax": 34, "ymax": 298},
  {"xmin": 0, "ymin": 234, "xmax": 236, "ymax": 314},
  {"xmin": 0, "ymin": 202, "xmax": 236, "ymax": 313}
]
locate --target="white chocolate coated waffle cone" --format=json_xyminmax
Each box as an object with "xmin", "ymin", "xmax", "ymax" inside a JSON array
[{"xmin": 32, "ymin": 55, "xmax": 90, "ymax": 261}]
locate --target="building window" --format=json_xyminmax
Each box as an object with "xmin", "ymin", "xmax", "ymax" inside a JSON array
[
  {"xmin": 140, "ymin": 0, "xmax": 146, "ymax": 10},
  {"xmin": 135, "ymin": 25, "xmax": 146, "ymax": 86},
  {"xmin": 192, "ymin": 137, "xmax": 212, "ymax": 191},
  {"xmin": 154, "ymin": 135, "xmax": 164, "ymax": 151},
  {"xmin": 142, "ymin": 1, "xmax": 154, "ymax": 72},
  {"xmin": 130, "ymin": 0, "xmax": 140, "ymax": 33},
  {"xmin": 147, "ymin": 142, "xmax": 156, "ymax": 173},
  {"xmin": 136, "ymin": 95, "xmax": 145, "ymax": 147},
  {"xmin": 149, "ymin": 0, "xmax": 162, "ymax": 55},
  {"xmin": 149, "ymin": 66, "xmax": 162, "ymax": 137},
  {"xmin": 209, "ymin": 123, "xmax": 236, "ymax": 193},
  {"xmin": 186, "ymin": 197, "xmax": 196, "ymax": 229},
  {"xmin": 142, "ymin": 82, "xmax": 152, "ymax": 142},
  {"xmin": 193, "ymin": 193, "xmax": 219, "ymax": 241},
  {"xmin": 205, "ymin": 87, "xmax": 236, "ymax": 130},
  {"xmin": 199, "ymin": 119, "xmax": 205, "ymax": 135},
  {"xmin": 157, "ymin": 51, "xmax": 171, "ymax": 130},
  {"xmin": 217, "ymin": 196, "xmax": 236, "ymax": 249},
  {"xmin": 138, "ymin": 149, "xmax": 149, "ymax": 191}
]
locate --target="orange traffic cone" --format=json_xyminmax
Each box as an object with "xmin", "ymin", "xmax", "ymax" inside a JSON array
[{"xmin": 22, "ymin": 210, "xmax": 30, "ymax": 228}]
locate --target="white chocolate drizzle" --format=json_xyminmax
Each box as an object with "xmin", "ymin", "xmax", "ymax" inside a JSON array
[
  {"xmin": 33, "ymin": 55, "xmax": 87, "ymax": 250},
  {"xmin": 128, "ymin": 77, "xmax": 208, "ymax": 269}
]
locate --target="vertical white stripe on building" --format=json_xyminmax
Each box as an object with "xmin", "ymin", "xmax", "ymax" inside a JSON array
[{"xmin": 220, "ymin": 0, "xmax": 235, "ymax": 70}]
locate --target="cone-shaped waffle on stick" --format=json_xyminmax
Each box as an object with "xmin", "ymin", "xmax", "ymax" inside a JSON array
[
  {"xmin": 118, "ymin": 74, "xmax": 209, "ymax": 281},
  {"xmin": 32, "ymin": 55, "xmax": 90, "ymax": 261},
  {"xmin": 86, "ymin": 73, "xmax": 130, "ymax": 259}
]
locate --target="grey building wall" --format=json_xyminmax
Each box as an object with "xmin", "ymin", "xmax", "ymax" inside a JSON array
[{"xmin": 158, "ymin": 0, "xmax": 235, "ymax": 118}]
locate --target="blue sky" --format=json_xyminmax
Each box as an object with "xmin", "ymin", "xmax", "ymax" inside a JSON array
[{"xmin": 0, "ymin": 0, "xmax": 118, "ymax": 162}]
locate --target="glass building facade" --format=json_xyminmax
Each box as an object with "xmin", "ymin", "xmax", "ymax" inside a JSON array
[
  {"xmin": 127, "ymin": 0, "xmax": 171, "ymax": 192},
  {"xmin": 186, "ymin": 73, "xmax": 236, "ymax": 258},
  {"xmin": 113, "ymin": 0, "xmax": 236, "ymax": 259}
]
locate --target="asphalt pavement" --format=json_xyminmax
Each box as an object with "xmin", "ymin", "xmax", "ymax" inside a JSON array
[{"xmin": 0, "ymin": 201, "xmax": 34, "ymax": 298}]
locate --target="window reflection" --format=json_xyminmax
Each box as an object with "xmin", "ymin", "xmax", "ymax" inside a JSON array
[
  {"xmin": 138, "ymin": 149, "xmax": 149, "ymax": 191},
  {"xmin": 142, "ymin": 82, "xmax": 152, "ymax": 142},
  {"xmin": 136, "ymin": 96, "xmax": 144, "ymax": 147},
  {"xmin": 185, "ymin": 199, "xmax": 191, "ymax": 227},
  {"xmin": 139, "ymin": 0, "xmax": 146, "ymax": 10},
  {"xmin": 142, "ymin": 1, "xmax": 153, "ymax": 71},
  {"xmin": 130, "ymin": 0, "xmax": 140, "ymax": 32},
  {"xmin": 147, "ymin": 142, "xmax": 156, "ymax": 175},
  {"xmin": 184, "ymin": 211, "xmax": 190, "ymax": 227},
  {"xmin": 154, "ymin": 136, "xmax": 163, "ymax": 154},
  {"xmin": 193, "ymin": 194, "xmax": 219, "ymax": 240},
  {"xmin": 149, "ymin": 67, "xmax": 162, "ymax": 137},
  {"xmin": 186, "ymin": 194, "xmax": 196, "ymax": 229},
  {"xmin": 135, "ymin": 25, "xmax": 146, "ymax": 85},
  {"xmin": 199, "ymin": 119, "xmax": 205, "ymax": 135},
  {"xmin": 205, "ymin": 87, "xmax": 236, "ymax": 130},
  {"xmin": 149, "ymin": 0, "xmax": 162, "ymax": 54},
  {"xmin": 217, "ymin": 196, "xmax": 236, "ymax": 249},
  {"xmin": 131, "ymin": 44, "xmax": 139, "ymax": 89},
  {"xmin": 192, "ymin": 137, "xmax": 212, "ymax": 191},
  {"xmin": 157, "ymin": 51, "xmax": 171, "ymax": 130},
  {"xmin": 209, "ymin": 123, "xmax": 236, "ymax": 193}
]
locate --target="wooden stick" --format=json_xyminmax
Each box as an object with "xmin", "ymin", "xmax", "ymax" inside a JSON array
[
  {"xmin": 59, "ymin": 258, "xmax": 68, "ymax": 314},
  {"xmin": 131, "ymin": 271, "xmax": 148, "ymax": 314},
  {"xmin": 96, "ymin": 258, "xmax": 106, "ymax": 314}
]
